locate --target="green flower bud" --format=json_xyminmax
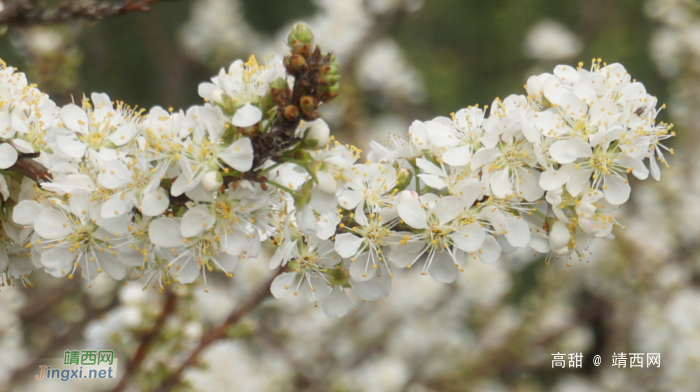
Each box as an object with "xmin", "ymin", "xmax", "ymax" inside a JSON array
[
  {"xmin": 395, "ymin": 168, "xmax": 413, "ymax": 191},
  {"xmin": 287, "ymin": 23, "xmax": 314, "ymax": 45},
  {"xmin": 287, "ymin": 23, "xmax": 314, "ymax": 55}
]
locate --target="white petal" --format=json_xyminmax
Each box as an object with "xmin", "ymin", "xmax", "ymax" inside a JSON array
[
  {"xmin": 60, "ymin": 104, "xmax": 88, "ymax": 133},
  {"xmin": 108, "ymin": 122, "xmax": 137, "ymax": 146},
  {"xmin": 271, "ymin": 272, "xmax": 297, "ymax": 299},
  {"xmin": 389, "ymin": 241, "xmax": 425, "ymax": 268},
  {"xmin": 549, "ymin": 220, "xmax": 570, "ymax": 254},
  {"xmin": 269, "ymin": 240, "xmax": 296, "ymax": 269},
  {"xmin": 0, "ymin": 143, "xmax": 18, "ymax": 169},
  {"xmin": 504, "ymin": 214, "xmax": 530, "ymax": 248},
  {"xmin": 34, "ymin": 208, "xmax": 72, "ymax": 239},
  {"xmin": 539, "ymin": 164, "xmax": 573, "ymax": 191},
  {"xmin": 604, "ymin": 174, "xmax": 631, "ymax": 205},
  {"xmin": 517, "ymin": 168, "xmax": 544, "ymax": 201},
  {"xmin": 334, "ymin": 233, "xmax": 364, "ymax": 258},
  {"xmin": 40, "ymin": 244, "xmax": 73, "ymax": 277},
  {"xmin": 139, "ymin": 188, "xmax": 169, "ymax": 216},
  {"xmin": 349, "ymin": 253, "xmax": 376, "ymax": 281},
  {"xmin": 549, "ymin": 140, "xmax": 576, "ymax": 164},
  {"xmin": 490, "ymin": 168, "xmax": 512, "ymax": 198},
  {"xmin": 97, "ymin": 252, "xmax": 126, "ymax": 280},
  {"xmin": 219, "ymin": 137, "xmax": 254, "ymax": 172},
  {"xmin": 618, "ymin": 154, "xmax": 648, "ymax": 180},
  {"xmin": 477, "ymin": 235, "xmax": 501, "ymax": 263},
  {"xmin": 566, "ymin": 168, "xmax": 593, "ymax": 197},
  {"xmin": 397, "ymin": 199, "xmax": 428, "ymax": 229},
  {"xmin": 428, "ymin": 251, "xmax": 458, "ymax": 283},
  {"xmin": 554, "ymin": 65, "xmax": 580, "ymax": 83},
  {"xmin": 231, "ymin": 103, "xmax": 262, "ymax": 128},
  {"xmin": 322, "ymin": 289, "xmax": 352, "ymax": 318},
  {"xmin": 435, "ymin": 196, "xmax": 462, "ymax": 224},
  {"xmin": 441, "ymin": 145, "xmax": 472, "ymax": 166},
  {"xmin": 449, "ymin": 223, "xmax": 485, "ymax": 252},
  {"xmin": 13, "ymin": 200, "xmax": 42, "ymax": 225},
  {"xmin": 338, "ymin": 189, "xmax": 363, "ymax": 209},
  {"xmin": 470, "ymin": 147, "xmax": 501, "ymax": 169},
  {"xmin": 57, "ymin": 136, "xmax": 87, "ymax": 159},
  {"xmin": 0, "ymin": 175, "xmax": 7, "ymax": 201},
  {"xmin": 416, "ymin": 158, "xmax": 445, "ymax": 176},
  {"xmin": 350, "ymin": 278, "xmax": 384, "ymax": 301},
  {"xmin": 148, "ymin": 218, "xmax": 185, "ymax": 248},
  {"xmin": 417, "ymin": 174, "xmax": 447, "ymax": 190},
  {"xmin": 12, "ymin": 138, "xmax": 34, "ymax": 154},
  {"xmin": 101, "ymin": 196, "xmax": 129, "ymax": 219},
  {"xmin": 181, "ymin": 205, "xmax": 214, "ymax": 238},
  {"xmin": 425, "ymin": 121, "xmax": 456, "ymax": 147},
  {"xmin": 566, "ymin": 138, "xmax": 593, "ymax": 158},
  {"xmin": 172, "ymin": 254, "xmax": 200, "ymax": 284},
  {"xmin": 649, "ymin": 156, "xmax": 660, "ymax": 181}
]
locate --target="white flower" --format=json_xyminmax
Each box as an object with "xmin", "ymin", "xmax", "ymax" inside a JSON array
[
  {"xmin": 391, "ymin": 196, "xmax": 489, "ymax": 283},
  {"xmin": 334, "ymin": 206, "xmax": 401, "ymax": 281},
  {"xmin": 31, "ymin": 192, "xmax": 126, "ymax": 281}
]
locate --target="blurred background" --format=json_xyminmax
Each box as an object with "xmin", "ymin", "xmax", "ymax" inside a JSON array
[{"xmin": 1, "ymin": 0, "xmax": 699, "ymax": 391}]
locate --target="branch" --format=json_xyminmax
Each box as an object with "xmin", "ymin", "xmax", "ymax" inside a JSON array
[
  {"xmin": 8, "ymin": 287, "xmax": 122, "ymax": 386},
  {"xmin": 110, "ymin": 289, "xmax": 178, "ymax": 392},
  {"xmin": 9, "ymin": 155, "xmax": 52, "ymax": 183},
  {"xmin": 152, "ymin": 269, "xmax": 282, "ymax": 392},
  {"xmin": 0, "ymin": 0, "xmax": 179, "ymax": 27}
]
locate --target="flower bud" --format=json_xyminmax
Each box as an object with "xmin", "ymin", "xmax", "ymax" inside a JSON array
[
  {"xmin": 395, "ymin": 168, "xmax": 412, "ymax": 191},
  {"xmin": 398, "ymin": 190, "xmax": 419, "ymax": 203},
  {"xmin": 284, "ymin": 54, "xmax": 307, "ymax": 73},
  {"xmin": 287, "ymin": 23, "xmax": 314, "ymax": 55},
  {"xmin": 209, "ymin": 88, "xmax": 225, "ymax": 105},
  {"xmin": 202, "ymin": 170, "xmax": 223, "ymax": 192},
  {"xmin": 301, "ymin": 119, "xmax": 330, "ymax": 150},
  {"xmin": 283, "ymin": 105, "xmax": 300, "ymax": 121},
  {"xmin": 315, "ymin": 171, "xmax": 337, "ymax": 195},
  {"xmin": 288, "ymin": 23, "xmax": 314, "ymax": 45},
  {"xmin": 549, "ymin": 220, "xmax": 571, "ymax": 255},
  {"xmin": 300, "ymin": 95, "xmax": 318, "ymax": 116}
]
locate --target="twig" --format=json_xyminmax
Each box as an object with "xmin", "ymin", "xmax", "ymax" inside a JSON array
[
  {"xmin": 8, "ymin": 287, "xmax": 122, "ymax": 386},
  {"xmin": 0, "ymin": 0, "xmax": 179, "ymax": 27},
  {"xmin": 110, "ymin": 288, "xmax": 178, "ymax": 392},
  {"xmin": 152, "ymin": 269, "xmax": 282, "ymax": 392},
  {"xmin": 19, "ymin": 277, "xmax": 81, "ymax": 324}
]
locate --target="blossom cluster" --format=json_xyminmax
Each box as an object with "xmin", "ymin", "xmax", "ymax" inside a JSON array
[{"xmin": 0, "ymin": 24, "xmax": 673, "ymax": 317}]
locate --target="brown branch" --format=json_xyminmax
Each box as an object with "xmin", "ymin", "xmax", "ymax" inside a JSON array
[
  {"xmin": 152, "ymin": 269, "xmax": 282, "ymax": 392},
  {"xmin": 19, "ymin": 277, "xmax": 80, "ymax": 323},
  {"xmin": 9, "ymin": 155, "xmax": 52, "ymax": 183},
  {"xmin": 110, "ymin": 289, "xmax": 178, "ymax": 392},
  {"xmin": 0, "ymin": 0, "xmax": 179, "ymax": 27},
  {"xmin": 9, "ymin": 48, "xmax": 335, "ymax": 202},
  {"xmin": 8, "ymin": 286, "xmax": 122, "ymax": 386}
]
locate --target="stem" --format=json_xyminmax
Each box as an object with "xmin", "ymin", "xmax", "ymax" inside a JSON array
[
  {"xmin": 153, "ymin": 270, "xmax": 282, "ymax": 392},
  {"xmin": 257, "ymin": 161, "xmax": 283, "ymax": 177},
  {"xmin": 532, "ymin": 209, "xmax": 549, "ymax": 221},
  {"xmin": 111, "ymin": 289, "xmax": 178, "ymax": 392},
  {"xmin": 266, "ymin": 180, "xmax": 295, "ymax": 195},
  {"xmin": 411, "ymin": 161, "xmax": 420, "ymax": 194}
]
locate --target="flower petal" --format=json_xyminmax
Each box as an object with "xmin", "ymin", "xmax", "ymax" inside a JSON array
[
  {"xmin": 0, "ymin": 143, "xmax": 18, "ymax": 169},
  {"xmin": 604, "ymin": 174, "xmax": 631, "ymax": 205},
  {"xmin": 397, "ymin": 199, "xmax": 428, "ymax": 229},
  {"xmin": 449, "ymin": 223, "xmax": 486, "ymax": 252},
  {"xmin": 181, "ymin": 205, "xmax": 215, "ymax": 238},
  {"xmin": 231, "ymin": 103, "xmax": 262, "ymax": 128},
  {"xmin": 34, "ymin": 208, "xmax": 72, "ymax": 239},
  {"xmin": 219, "ymin": 137, "xmax": 254, "ymax": 172},
  {"xmin": 148, "ymin": 218, "xmax": 185, "ymax": 248},
  {"xmin": 334, "ymin": 233, "xmax": 365, "ymax": 258}
]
